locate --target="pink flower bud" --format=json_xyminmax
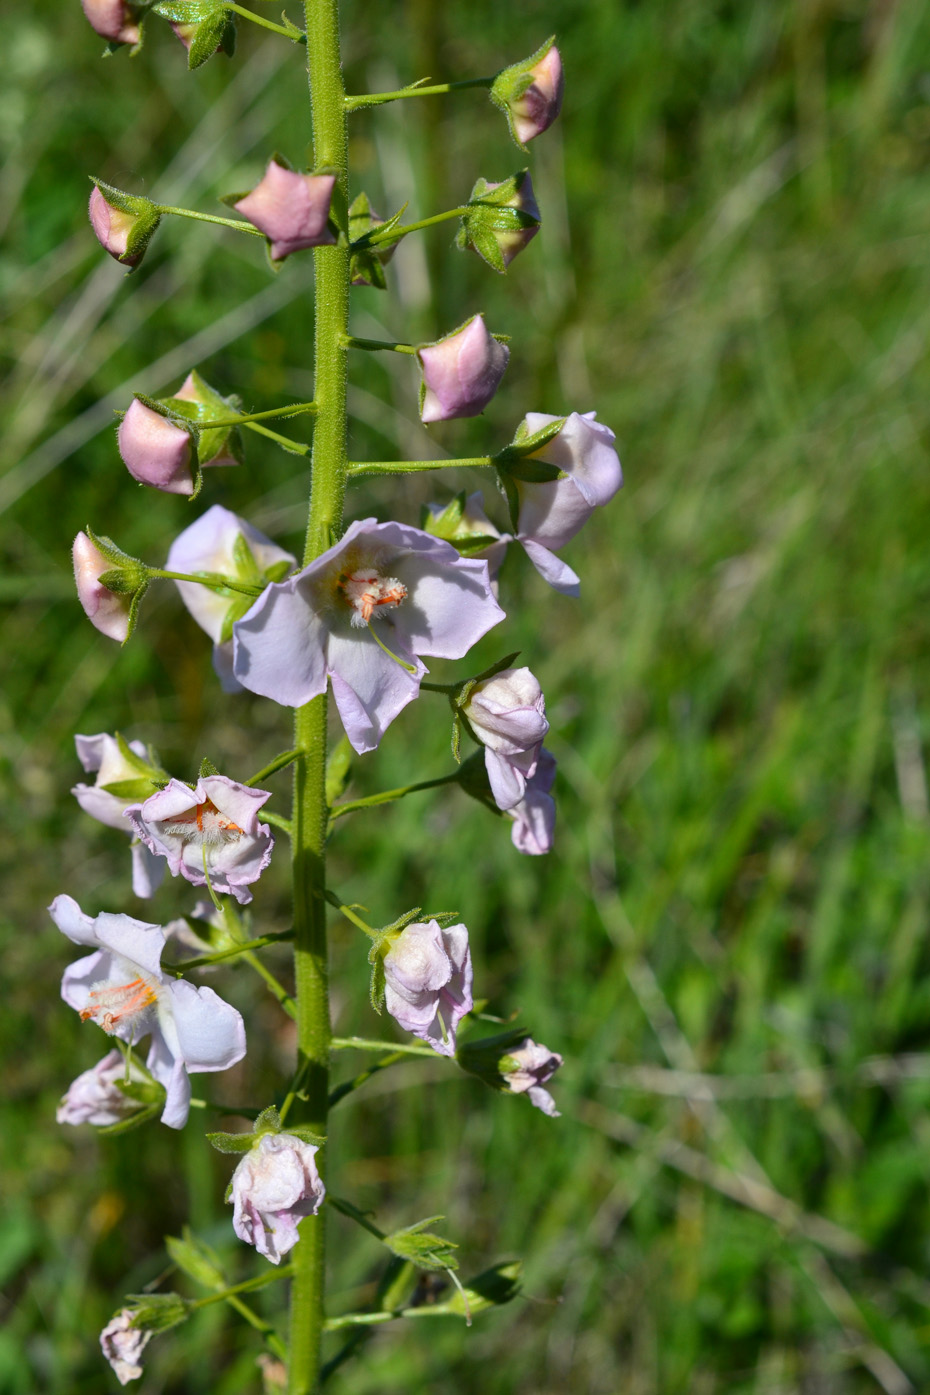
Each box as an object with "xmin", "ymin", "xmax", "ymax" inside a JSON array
[
  {"xmin": 491, "ymin": 174, "xmax": 541, "ymax": 266},
  {"xmin": 457, "ymin": 172, "xmax": 541, "ymax": 273},
  {"xmin": 57, "ymin": 1049, "xmax": 146, "ymax": 1127},
  {"xmin": 73, "ymin": 531, "xmax": 132, "ymax": 642},
  {"xmin": 118, "ymin": 399, "xmax": 192, "ymax": 494},
  {"xmin": 234, "ymin": 161, "xmax": 336, "ymax": 262},
  {"xmin": 231, "ymin": 1133, "xmax": 325, "ymax": 1264},
  {"xmin": 81, "ymin": 0, "xmax": 140, "ymax": 45},
  {"xmin": 502, "ymin": 1037, "xmax": 563, "ymax": 1116},
  {"xmin": 491, "ymin": 42, "xmax": 564, "ymax": 147},
  {"xmin": 511, "ymin": 47, "xmax": 564, "ymax": 144},
  {"xmin": 100, "ymin": 1311, "xmax": 151, "ymax": 1386},
  {"xmin": 383, "ymin": 920, "xmax": 473, "ymax": 1056},
  {"xmin": 463, "ymin": 666, "xmax": 549, "ymax": 811},
  {"xmin": 417, "ymin": 315, "xmax": 510, "ymax": 424},
  {"xmin": 89, "ymin": 186, "xmax": 141, "ymax": 266}
]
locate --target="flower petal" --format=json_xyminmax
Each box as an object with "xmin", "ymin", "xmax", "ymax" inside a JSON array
[
  {"xmin": 168, "ymin": 979, "xmax": 247, "ymax": 1073},
  {"xmin": 232, "ymin": 582, "xmax": 329, "ymax": 705},
  {"xmin": 327, "ymin": 632, "xmax": 424, "ymax": 755},
  {"xmin": 518, "ymin": 539, "xmax": 581, "ymax": 596}
]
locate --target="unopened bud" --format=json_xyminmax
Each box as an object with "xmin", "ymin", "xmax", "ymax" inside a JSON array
[
  {"xmin": 234, "ymin": 160, "xmax": 336, "ymax": 263},
  {"xmin": 417, "ymin": 315, "xmax": 510, "ymax": 424},
  {"xmin": 89, "ymin": 181, "xmax": 161, "ymax": 270},
  {"xmin": 80, "ymin": 0, "xmax": 140, "ymax": 45},
  {"xmin": 348, "ymin": 191, "xmax": 397, "ymax": 289},
  {"xmin": 456, "ymin": 171, "xmax": 541, "ymax": 274},
  {"xmin": 490, "ymin": 38, "xmax": 564, "ymax": 147},
  {"xmin": 118, "ymin": 372, "xmax": 240, "ymax": 495}
]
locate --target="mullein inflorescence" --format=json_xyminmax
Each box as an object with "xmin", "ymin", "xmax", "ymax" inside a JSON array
[{"xmin": 61, "ymin": 4, "xmax": 622, "ymax": 1388}]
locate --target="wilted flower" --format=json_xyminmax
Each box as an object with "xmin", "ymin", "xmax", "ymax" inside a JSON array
[
  {"xmin": 507, "ymin": 747, "xmax": 556, "ymax": 855},
  {"xmin": 490, "ymin": 38, "xmax": 564, "ymax": 147},
  {"xmin": 52, "ymin": 894, "xmax": 246, "ymax": 1128},
  {"xmin": 383, "ymin": 920, "xmax": 473, "ymax": 1056},
  {"xmin": 501, "ymin": 1037, "xmax": 563, "ymax": 1116},
  {"xmin": 457, "ymin": 171, "xmax": 541, "ymax": 273},
  {"xmin": 125, "ymin": 774, "xmax": 274, "ymax": 905},
  {"xmin": 417, "ymin": 315, "xmax": 510, "ymax": 424},
  {"xmin": 462, "ymin": 666, "xmax": 549, "ymax": 810},
  {"xmin": 234, "ymin": 160, "xmax": 336, "ymax": 261},
  {"xmin": 230, "ymin": 1133, "xmax": 325, "ymax": 1264},
  {"xmin": 57, "ymin": 1048, "xmax": 149, "ymax": 1127},
  {"xmin": 88, "ymin": 184, "xmax": 161, "ymax": 269},
  {"xmin": 72, "ymin": 733, "xmax": 165, "ymax": 898},
  {"xmin": 73, "ymin": 531, "xmax": 135, "ymax": 642},
  {"xmin": 232, "ymin": 518, "xmax": 505, "ymax": 754},
  {"xmin": 100, "ymin": 1310, "xmax": 151, "ymax": 1386},
  {"xmin": 166, "ymin": 504, "xmax": 296, "ymax": 692},
  {"xmin": 81, "ymin": 0, "xmax": 139, "ymax": 45},
  {"xmin": 512, "ymin": 411, "xmax": 622, "ymax": 595},
  {"xmin": 118, "ymin": 373, "xmax": 239, "ymax": 495}
]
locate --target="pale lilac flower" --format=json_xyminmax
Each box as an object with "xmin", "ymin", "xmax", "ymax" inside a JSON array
[
  {"xmin": 81, "ymin": 0, "xmax": 139, "ymax": 45},
  {"xmin": 100, "ymin": 1311, "xmax": 151, "ymax": 1386},
  {"xmin": 234, "ymin": 161, "xmax": 336, "ymax": 261},
  {"xmin": 502, "ymin": 1037, "xmax": 563, "ymax": 1116},
  {"xmin": 514, "ymin": 411, "xmax": 623, "ymax": 596},
  {"xmin": 507, "ymin": 747, "xmax": 556, "ymax": 855},
  {"xmin": 73, "ymin": 733, "xmax": 165, "ymax": 899},
  {"xmin": 462, "ymin": 667, "xmax": 549, "ymax": 811},
  {"xmin": 383, "ymin": 920, "xmax": 473, "ymax": 1056},
  {"xmin": 52, "ymin": 894, "xmax": 246, "ymax": 1129},
  {"xmin": 230, "ymin": 1133, "xmax": 325, "ymax": 1264},
  {"xmin": 125, "ymin": 775, "xmax": 274, "ymax": 906},
  {"xmin": 73, "ymin": 531, "xmax": 132, "ymax": 642},
  {"xmin": 166, "ymin": 505, "xmax": 296, "ymax": 692},
  {"xmin": 418, "ymin": 315, "xmax": 510, "ymax": 424},
  {"xmin": 232, "ymin": 518, "xmax": 505, "ymax": 754},
  {"xmin": 57, "ymin": 1049, "xmax": 147, "ymax": 1127}
]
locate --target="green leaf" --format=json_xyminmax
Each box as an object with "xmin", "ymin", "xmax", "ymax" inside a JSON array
[{"xmin": 165, "ymin": 1229, "xmax": 225, "ymax": 1289}]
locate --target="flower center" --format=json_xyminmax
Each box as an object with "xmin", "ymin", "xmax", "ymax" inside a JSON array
[
  {"xmin": 338, "ymin": 569, "xmax": 407, "ymax": 629},
  {"xmin": 81, "ymin": 976, "xmax": 158, "ymax": 1034},
  {"xmin": 160, "ymin": 798, "xmax": 244, "ymax": 847}
]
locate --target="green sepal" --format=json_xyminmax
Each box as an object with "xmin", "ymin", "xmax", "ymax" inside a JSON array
[
  {"xmin": 152, "ymin": 0, "xmax": 218, "ymax": 21},
  {"xmin": 368, "ymin": 947, "xmax": 386, "ymax": 1015},
  {"xmin": 349, "ymin": 197, "xmax": 408, "ymax": 254},
  {"xmin": 325, "ymin": 735, "xmax": 353, "ymax": 805},
  {"xmin": 217, "ymin": 593, "xmax": 256, "ymax": 645},
  {"xmin": 231, "ymin": 531, "xmax": 262, "ymax": 584},
  {"xmin": 422, "ymin": 492, "xmax": 465, "ymax": 538},
  {"xmin": 455, "ymin": 750, "xmax": 501, "ymax": 813},
  {"xmin": 113, "ymin": 731, "xmax": 166, "ymax": 780},
  {"xmin": 206, "ymin": 1130, "xmax": 258, "ymax": 1155},
  {"xmin": 120, "ymin": 1292, "xmax": 191, "ymax": 1334},
  {"xmin": 100, "ymin": 776, "xmax": 163, "ymax": 801},
  {"xmin": 457, "ymin": 221, "xmax": 507, "ymax": 274},
  {"xmin": 448, "ymin": 1260, "xmax": 522, "ymax": 1315},
  {"xmin": 456, "ymin": 1027, "xmax": 529, "ymax": 1090},
  {"xmin": 385, "ymin": 1217, "xmax": 458, "ymax": 1273},
  {"xmin": 451, "ymin": 708, "xmax": 462, "ymax": 764},
  {"xmin": 496, "ymin": 467, "xmax": 521, "ymax": 532},
  {"xmin": 284, "ymin": 1124, "xmax": 326, "ymax": 1147},
  {"xmin": 198, "ymin": 756, "xmax": 220, "ymax": 778},
  {"xmin": 504, "ymin": 414, "xmax": 566, "ymax": 456},
  {"xmin": 84, "ymin": 527, "xmax": 148, "ymax": 592},
  {"xmin": 188, "ymin": 8, "xmax": 235, "ymax": 70},
  {"xmin": 165, "ymin": 1228, "xmax": 225, "ymax": 1289},
  {"xmin": 253, "ymin": 1104, "xmax": 282, "ymax": 1135},
  {"xmin": 264, "ymin": 559, "xmax": 292, "ymax": 583},
  {"xmin": 499, "ymin": 458, "xmax": 562, "ymax": 484}
]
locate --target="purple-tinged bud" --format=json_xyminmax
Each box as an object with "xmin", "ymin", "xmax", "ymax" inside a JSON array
[
  {"xmin": 81, "ymin": 0, "xmax": 140, "ymax": 45},
  {"xmin": 57, "ymin": 1049, "xmax": 150, "ymax": 1127},
  {"xmin": 230, "ymin": 1133, "xmax": 325, "ymax": 1264},
  {"xmin": 348, "ymin": 191, "xmax": 397, "ymax": 289},
  {"xmin": 456, "ymin": 171, "xmax": 541, "ymax": 274},
  {"xmin": 501, "ymin": 1037, "xmax": 563, "ymax": 1116},
  {"xmin": 382, "ymin": 920, "xmax": 473, "ymax": 1056},
  {"xmin": 118, "ymin": 372, "xmax": 240, "ymax": 495},
  {"xmin": 490, "ymin": 38, "xmax": 564, "ymax": 148},
  {"xmin": 417, "ymin": 315, "xmax": 510, "ymax": 424},
  {"xmin": 88, "ymin": 181, "xmax": 161, "ymax": 270},
  {"xmin": 73, "ymin": 532, "xmax": 134, "ymax": 642},
  {"xmin": 234, "ymin": 160, "xmax": 336, "ymax": 263},
  {"xmin": 462, "ymin": 666, "xmax": 549, "ymax": 811}
]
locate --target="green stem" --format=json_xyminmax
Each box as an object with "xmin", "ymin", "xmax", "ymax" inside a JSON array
[
  {"xmin": 289, "ymin": 0, "xmax": 350, "ymax": 1386},
  {"xmin": 155, "ymin": 205, "xmax": 266, "ymax": 236},
  {"xmin": 263, "ymin": 810, "xmax": 295, "ymax": 836},
  {"xmin": 346, "ymin": 456, "xmax": 494, "ymax": 477},
  {"xmin": 224, "ymin": 2, "xmax": 306, "ymax": 40},
  {"xmin": 147, "ymin": 568, "xmax": 263, "ymax": 598},
  {"xmin": 198, "ymin": 403, "xmax": 318, "ymax": 430},
  {"xmin": 342, "ymin": 335, "xmax": 418, "ymax": 355},
  {"xmin": 192, "ymin": 1267, "xmax": 295, "ymax": 1310},
  {"xmin": 327, "ymin": 1050, "xmax": 409, "ymax": 1109},
  {"xmin": 345, "ymin": 76, "xmax": 494, "ymax": 112},
  {"xmin": 331, "ymin": 1035, "xmax": 439, "ymax": 1056},
  {"xmin": 330, "ymin": 772, "xmax": 461, "ymax": 823},
  {"xmin": 323, "ymin": 1305, "xmax": 460, "ymax": 1329},
  {"xmin": 246, "ymin": 748, "xmax": 303, "ymax": 786},
  {"xmin": 363, "ymin": 206, "xmax": 468, "ymax": 247},
  {"xmin": 244, "ymin": 421, "xmax": 313, "ymax": 456},
  {"xmin": 169, "ymin": 930, "xmax": 293, "ymax": 971}
]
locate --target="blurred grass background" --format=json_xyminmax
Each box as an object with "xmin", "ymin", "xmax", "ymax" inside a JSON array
[{"xmin": 3, "ymin": 0, "xmax": 930, "ymax": 1390}]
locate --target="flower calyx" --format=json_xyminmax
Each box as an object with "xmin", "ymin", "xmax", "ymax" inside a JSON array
[
  {"xmin": 347, "ymin": 191, "xmax": 401, "ymax": 288},
  {"xmin": 455, "ymin": 171, "xmax": 541, "ymax": 274},
  {"xmin": 208, "ymin": 1105, "xmax": 325, "ymax": 1157},
  {"xmin": 152, "ymin": 0, "xmax": 237, "ymax": 70}
]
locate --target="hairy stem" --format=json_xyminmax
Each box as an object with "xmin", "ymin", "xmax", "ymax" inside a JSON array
[{"xmin": 289, "ymin": 0, "xmax": 350, "ymax": 1387}]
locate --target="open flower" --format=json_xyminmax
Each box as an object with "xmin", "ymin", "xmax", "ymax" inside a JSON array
[
  {"xmin": 417, "ymin": 315, "xmax": 510, "ymax": 423},
  {"xmin": 462, "ymin": 666, "xmax": 549, "ymax": 810},
  {"xmin": 232, "ymin": 518, "xmax": 505, "ymax": 754},
  {"xmin": 72, "ymin": 733, "xmax": 165, "ymax": 898},
  {"xmin": 501, "ymin": 1037, "xmax": 563, "ymax": 1116},
  {"xmin": 100, "ymin": 1311, "xmax": 151, "ymax": 1386},
  {"xmin": 383, "ymin": 920, "xmax": 473, "ymax": 1056},
  {"xmin": 230, "ymin": 1133, "xmax": 325, "ymax": 1264},
  {"xmin": 507, "ymin": 747, "xmax": 556, "ymax": 854},
  {"xmin": 125, "ymin": 775, "xmax": 274, "ymax": 905},
  {"xmin": 57, "ymin": 1049, "xmax": 149, "ymax": 1127},
  {"xmin": 234, "ymin": 160, "xmax": 336, "ymax": 261},
  {"xmin": 52, "ymin": 894, "xmax": 246, "ymax": 1129},
  {"xmin": 166, "ymin": 505, "xmax": 296, "ymax": 692},
  {"xmin": 512, "ymin": 411, "xmax": 622, "ymax": 595}
]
